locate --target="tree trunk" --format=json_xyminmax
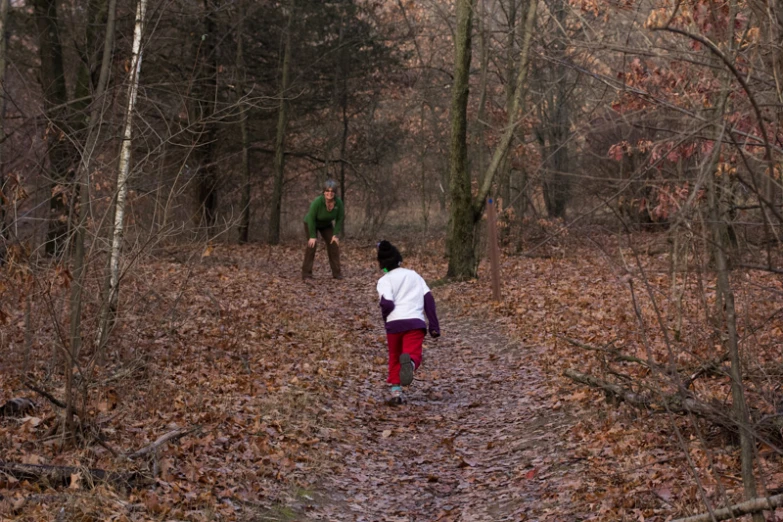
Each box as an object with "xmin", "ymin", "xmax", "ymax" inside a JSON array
[
  {"xmin": 268, "ymin": 2, "xmax": 294, "ymax": 245},
  {"xmin": 0, "ymin": 0, "xmax": 8, "ymax": 238},
  {"xmin": 475, "ymin": 0, "xmax": 489, "ymax": 188},
  {"xmin": 704, "ymin": 37, "xmax": 762, "ymax": 514},
  {"xmin": 196, "ymin": 0, "xmax": 219, "ymax": 230},
  {"xmin": 708, "ymin": 141, "xmax": 762, "ymax": 522},
  {"xmin": 717, "ymin": 2, "xmax": 763, "ymax": 513},
  {"xmin": 538, "ymin": 0, "xmax": 570, "ymax": 219},
  {"xmin": 34, "ymin": 0, "xmax": 76, "ymax": 257},
  {"xmin": 335, "ymin": 9, "xmax": 349, "ymax": 202},
  {"xmin": 474, "ymin": 0, "xmax": 536, "ymax": 211},
  {"xmin": 73, "ymin": 0, "xmax": 108, "ymax": 113},
  {"xmin": 396, "ymin": 0, "xmax": 437, "ymax": 232},
  {"xmin": 69, "ymin": 0, "xmax": 116, "ymax": 388},
  {"xmin": 540, "ymin": 87, "xmax": 570, "ymax": 219},
  {"xmin": 445, "ymin": 0, "xmax": 476, "ymax": 279},
  {"xmin": 499, "ymin": 0, "xmax": 518, "ymax": 208},
  {"xmin": 338, "ymin": 89, "xmax": 348, "ymax": 203},
  {"xmin": 447, "ymin": 0, "xmax": 537, "ymax": 279},
  {"xmin": 238, "ymin": 110, "xmax": 251, "ymax": 242},
  {"xmin": 97, "ymin": 0, "xmax": 146, "ymax": 348},
  {"xmin": 237, "ymin": 2, "xmax": 251, "ymax": 244}
]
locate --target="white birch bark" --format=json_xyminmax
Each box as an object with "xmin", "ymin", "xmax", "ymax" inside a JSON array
[{"xmin": 100, "ymin": 0, "xmax": 146, "ymax": 342}]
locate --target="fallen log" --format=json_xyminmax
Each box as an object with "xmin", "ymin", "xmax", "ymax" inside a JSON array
[
  {"xmin": 561, "ymin": 337, "xmax": 730, "ymax": 391},
  {"xmin": 0, "ymin": 461, "xmax": 151, "ymax": 490},
  {"xmin": 564, "ymin": 368, "xmax": 651, "ymax": 408},
  {"xmin": 673, "ymin": 493, "xmax": 783, "ymax": 522},
  {"xmin": 563, "ymin": 369, "xmax": 738, "ymax": 433}
]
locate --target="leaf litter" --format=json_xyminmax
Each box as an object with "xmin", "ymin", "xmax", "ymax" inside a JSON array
[{"xmin": 2, "ymin": 235, "xmax": 783, "ymax": 520}]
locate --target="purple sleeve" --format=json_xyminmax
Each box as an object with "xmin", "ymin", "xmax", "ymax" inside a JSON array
[
  {"xmin": 424, "ymin": 292, "xmax": 440, "ymax": 337},
  {"xmin": 380, "ymin": 296, "xmax": 395, "ymax": 321}
]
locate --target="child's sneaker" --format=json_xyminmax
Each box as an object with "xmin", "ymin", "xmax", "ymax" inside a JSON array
[
  {"xmin": 399, "ymin": 354, "xmax": 415, "ymax": 386},
  {"xmin": 389, "ymin": 385, "xmax": 404, "ymax": 405}
]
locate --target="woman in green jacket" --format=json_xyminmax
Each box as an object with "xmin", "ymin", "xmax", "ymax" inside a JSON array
[{"xmin": 302, "ymin": 179, "xmax": 344, "ymax": 279}]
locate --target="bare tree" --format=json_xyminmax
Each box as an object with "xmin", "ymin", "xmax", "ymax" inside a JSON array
[
  {"xmin": 0, "ymin": 0, "xmax": 8, "ymax": 245},
  {"xmin": 447, "ymin": 0, "xmax": 537, "ymax": 279},
  {"xmin": 98, "ymin": 0, "xmax": 147, "ymax": 348},
  {"xmin": 236, "ymin": 0, "xmax": 252, "ymax": 244},
  {"xmin": 268, "ymin": 1, "xmax": 293, "ymax": 245},
  {"xmin": 34, "ymin": 0, "xmax": 77, "ymax": 257}
]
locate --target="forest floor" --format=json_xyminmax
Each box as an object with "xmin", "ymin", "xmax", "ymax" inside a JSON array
[
  {"xmin": 3, "ymin": 231, "xmax": 783, "ymax": 521},
  {"xmin": 297, "ymin": 306, "xmax": 577, "ymax": 521}
]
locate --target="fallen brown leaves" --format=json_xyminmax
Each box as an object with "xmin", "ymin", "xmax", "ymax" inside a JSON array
[{"xmin": 1, "ymin": 233, "xmax": 782, "ymax": 521}]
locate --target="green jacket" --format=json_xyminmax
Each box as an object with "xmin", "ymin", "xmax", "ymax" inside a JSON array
[{"xmin": 303, "ymin": 194, "xmax": 344, "ymax": 238}]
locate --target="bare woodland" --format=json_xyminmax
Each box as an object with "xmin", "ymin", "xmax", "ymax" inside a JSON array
[{"xmin": 2, "ymin": 0, "xmax": 783, "ymax": 520}]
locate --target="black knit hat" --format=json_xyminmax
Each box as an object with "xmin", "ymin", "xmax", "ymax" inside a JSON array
[{"xmin": 377, "ymin": 240, "xmax": 402, "ymax": 271}]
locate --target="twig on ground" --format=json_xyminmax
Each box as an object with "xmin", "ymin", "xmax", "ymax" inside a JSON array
[{"xmin": 126, "ymin": 426, "xmax": 200, "ymax": 459}]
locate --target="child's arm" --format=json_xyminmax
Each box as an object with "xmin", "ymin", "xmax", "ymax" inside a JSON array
[
  {"xmin": 424, "ymin": 292, "xmax": 440, "ymax": 337},
  {"xmin": 380, "ymin": 297, "xmax": 395, "ymax": 321},
  {"xmin": 377, "ymin": 279, "xmax": 395, "ymax": 322}
]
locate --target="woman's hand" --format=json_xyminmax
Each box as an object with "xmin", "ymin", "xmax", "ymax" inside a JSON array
[
  {"xmin": 308, "ymin": 238, "xmax": 316, "ymax": 248},
  {"xmin": 330, "ymin": 236, "xmax": 339, "ymax": 245}
]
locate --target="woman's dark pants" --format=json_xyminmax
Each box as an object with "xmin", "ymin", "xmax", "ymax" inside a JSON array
[{"xmin": 301, "ymin": 224, "xmax": 341, "ymax": 279}]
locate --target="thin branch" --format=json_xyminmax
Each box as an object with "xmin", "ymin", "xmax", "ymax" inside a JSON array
[
  {"xmin": 650, "ymin": 26, "xmax": 775, "ymax": 184},
  {"xmin": 126, "ymin": 426, "xmax": 199, "ymax": 459}
]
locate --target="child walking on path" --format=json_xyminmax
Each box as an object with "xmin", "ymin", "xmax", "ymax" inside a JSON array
[{"xmin": 376, "ymin": 240, "xmax": 440, "ymax": 404}]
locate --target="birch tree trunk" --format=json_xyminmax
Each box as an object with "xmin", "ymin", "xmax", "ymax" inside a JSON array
[
  {"xmin": 97, "ymin": 0, "xmax": 146, "ymax": 348},
  {"xmin": 268, "ymin": 2, "xmax": 294, "ymax": 245}
]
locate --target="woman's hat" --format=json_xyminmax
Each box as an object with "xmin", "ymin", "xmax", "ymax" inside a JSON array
[{"xmin": 377, "ymin": 240, "xmax": 402, "ymax": 271}]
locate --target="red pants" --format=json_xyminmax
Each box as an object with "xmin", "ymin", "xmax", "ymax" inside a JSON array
[{"xmin": 387, "ymin": 329, "xmax": 425, "ymax": 385}]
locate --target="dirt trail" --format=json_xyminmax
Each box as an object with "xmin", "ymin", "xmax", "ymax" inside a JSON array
[{"xmin": 299, "ymin": 278, "xmax": 581, "ymax": 521}]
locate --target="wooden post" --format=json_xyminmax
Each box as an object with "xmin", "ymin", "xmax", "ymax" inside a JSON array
[{"xmin": 486, "ymin": 197, "xmax": 501, "ymax": 301}]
